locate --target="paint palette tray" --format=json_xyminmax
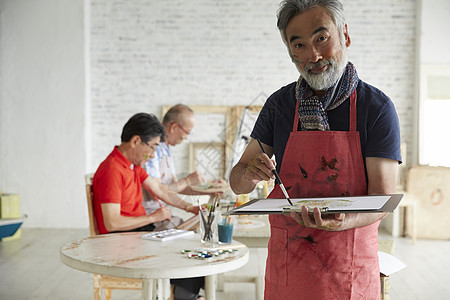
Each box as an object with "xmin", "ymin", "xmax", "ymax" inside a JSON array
[{"xmin": 142, "ymin": 229, "xmax": 194, "ymax": 242}]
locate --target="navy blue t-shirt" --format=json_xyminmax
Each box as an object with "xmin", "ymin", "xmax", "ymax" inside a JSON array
[{"xmin": 251, "ymin": 79, "xmax": 402, "ymax": 174}]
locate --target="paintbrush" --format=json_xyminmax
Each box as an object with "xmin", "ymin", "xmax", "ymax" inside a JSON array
[{"xmin": 256, "ymin": 138, "xmax": 293, "ymax": 206}]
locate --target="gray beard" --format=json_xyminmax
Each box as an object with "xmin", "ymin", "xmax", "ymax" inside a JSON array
[{"xmin": 299, "ymin": 52, "xmax": 348, "ymax": 91}]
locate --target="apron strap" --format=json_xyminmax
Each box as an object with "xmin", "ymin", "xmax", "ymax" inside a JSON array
[
  {"xmin": 293, "ymin": 89, "xmax": 358, "ymax": 132},
  {"xmin": 349, "ymin": 90, "xmax": 357, "ymax": 132}
]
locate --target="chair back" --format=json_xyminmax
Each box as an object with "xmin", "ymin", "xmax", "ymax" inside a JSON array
[{"xmin": 85, "ymin": 174, "xmax": 99, "ymax": 236}]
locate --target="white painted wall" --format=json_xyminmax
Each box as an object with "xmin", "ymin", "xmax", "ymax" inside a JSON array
[
  {"xmin": 416, "ymin": 0, "xmax": 450, "ymax": 165},
  {"xmin": 1, "ymin": 0, "xmax": 448, "ymax": 228},
  {"xmin": 420, "ymin": 0, "xmax": 450, "ymax": 64},
  {"xmin": 0, "ymin": 0, "xmax": 86, "ymax": 228}
]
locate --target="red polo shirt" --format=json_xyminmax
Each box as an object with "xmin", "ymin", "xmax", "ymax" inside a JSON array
[{"xmin": 92, "ymin": 147, "xmax": 148, "ymax": 234}]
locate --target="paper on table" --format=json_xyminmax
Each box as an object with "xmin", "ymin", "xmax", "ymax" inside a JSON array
[
  {"xmin": 237, "ymin": 195, "xmax": 390, "ymax": 213},
  {"xmin": 378, "ymin": 251, "xmax": 407, "ymax": 276},
  {"xmin": 190, "ymin": 182, "xmax": 229, "ymax": 193}
]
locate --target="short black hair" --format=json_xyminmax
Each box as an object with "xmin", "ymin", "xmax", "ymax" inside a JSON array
[{"xmin": 121, "ymin": 113, "xmax": 166, "ymax": 143}]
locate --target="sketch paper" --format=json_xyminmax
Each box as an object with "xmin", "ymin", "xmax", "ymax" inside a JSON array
[
  {"xmin": 378, "ymin": 251, "xmax": 407, "ymax": 276},
  {"xmin": 228, "ymin": 195, "xmax": 396, "ymax": 215}
]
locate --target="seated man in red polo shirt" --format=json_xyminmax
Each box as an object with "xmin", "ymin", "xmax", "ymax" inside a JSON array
[
  {"xmin": 92, "ymin": 112, "xmax": 172, "ymax": 233},
  {"xmin": 92, "ymin": 113, "xmax": 205, "ymax": 300}
]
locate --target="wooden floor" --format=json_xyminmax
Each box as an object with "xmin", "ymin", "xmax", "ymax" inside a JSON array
[{"xmin": 0, "ymin": 228, "xmax": 449, "ymax": 300}]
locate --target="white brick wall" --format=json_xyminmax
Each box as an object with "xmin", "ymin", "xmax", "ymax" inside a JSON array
[
  {"xmin": 90, "ymin": 0, "xmax": 416, "ymax": 170},
  {"xmin": 345, "ymin": 0, "xmax": 416, "ymax": 164}
]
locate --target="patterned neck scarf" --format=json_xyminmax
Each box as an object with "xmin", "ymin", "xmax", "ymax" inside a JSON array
[{"xmin": 296, "ymin": 62, "xmax": 359, "ymax": 131}]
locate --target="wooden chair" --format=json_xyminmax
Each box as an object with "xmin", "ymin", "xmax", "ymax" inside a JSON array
[{"xmin": 84, "ymin": 174, "xmax": 143, "ymax": 300}]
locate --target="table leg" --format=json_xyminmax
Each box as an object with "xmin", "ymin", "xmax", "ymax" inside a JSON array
[
  {"xmin": 162, "ymin": 279, "xmax": 171, "ymax": 300},
  {"xmin": 157, "ymin": 279, "xmax": 171, "ymax": 300},
  {"xmin": 141, "ymin": 278, "xmax": 154, "ymax": 300},
  {"xmin": 205, "ymin": 274, "xmax": 217, "ymax": 300},
  {"xmin": 157, "ymin": 279, "xmax": 163, "ymax": 300},
  {"xmin": 255, "ymin": 274, "xmax": 264, "ymax": 300}
]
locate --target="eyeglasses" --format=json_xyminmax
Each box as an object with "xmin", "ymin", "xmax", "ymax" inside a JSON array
[
  {"xmin": 143, "ymin": 141, "xmax": 157, "ymax": 152},
  {"xmin": 176, "ymin": 122, "xmax": 191, "ymax": 135}
]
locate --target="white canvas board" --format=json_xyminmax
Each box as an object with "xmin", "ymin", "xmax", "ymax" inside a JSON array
[{"xmin": 236, "ymin": 195, "xmax": 391, "ymax": 213}]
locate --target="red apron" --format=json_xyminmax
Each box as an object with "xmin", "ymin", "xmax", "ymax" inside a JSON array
[{"xmin": 264, "ymin": 91, "xmax": 380, "ymax": 299}]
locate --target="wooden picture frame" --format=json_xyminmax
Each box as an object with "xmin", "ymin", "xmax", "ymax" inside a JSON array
[{"xmin": 189, "ymin": 142, "xmax": 226, "ymax": 180}]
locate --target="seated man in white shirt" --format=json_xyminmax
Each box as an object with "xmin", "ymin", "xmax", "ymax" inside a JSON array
[{"xmin": 143, "ymin": 104, "xmax": 209, "ymax": 231}]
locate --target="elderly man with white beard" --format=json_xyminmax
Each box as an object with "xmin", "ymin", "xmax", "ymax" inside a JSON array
[{"xmin": 229, "ymin": 0, "xmax": 402, "ymax": 299}]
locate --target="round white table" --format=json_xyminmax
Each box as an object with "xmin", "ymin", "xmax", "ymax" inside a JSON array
[{"xmin": 60, "ymin": 232, "xmax": 249, "ymax": 300}]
